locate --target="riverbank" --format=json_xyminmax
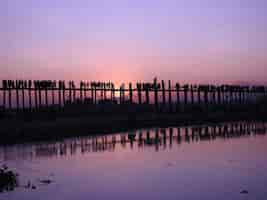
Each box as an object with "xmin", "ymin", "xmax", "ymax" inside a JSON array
[
  {"xmin": 0, "ymin": 166, "xmax": 18, "ymax": 193},
  {"xmin": 1, "ymin": 108, "xmax": 267, "ymax": 144}
]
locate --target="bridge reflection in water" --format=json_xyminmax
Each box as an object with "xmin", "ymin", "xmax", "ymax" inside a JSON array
[{"xmin": 0, "ymin": 121, "xmax": 266, "ymax": 161}]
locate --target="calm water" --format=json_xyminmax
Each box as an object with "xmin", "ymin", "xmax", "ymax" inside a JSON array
[{"xmin": 1, "ymin": 122, "xmax": 267, "ymax": 200}]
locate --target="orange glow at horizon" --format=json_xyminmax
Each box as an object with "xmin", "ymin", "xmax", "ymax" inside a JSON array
[{"xmin": 2, "ymin": 37, "xmax": 267, "ymax": 86}]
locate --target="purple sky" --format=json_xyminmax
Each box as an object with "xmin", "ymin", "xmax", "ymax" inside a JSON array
[{"xmin": 2, "ymin": 0, "xmax": 267, "ymax": 85}]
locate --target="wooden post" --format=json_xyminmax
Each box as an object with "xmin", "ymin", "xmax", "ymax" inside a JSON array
[
  {"xmin": 243, "ymin": 87, "xmax": 246, "ymax": 104},
  {"xmin": 176, "ymin": 83, "xmax": 180, "ymax": 110},
  {"xmin": 8, "ymin": 87, "xmax": 11, "ymax": 110},
  {"xmin": 45, "ymin": 86, "xmax": 48, "ymax": 108},
  {"xmin": 204, "ymin": 86, "xmax": 208, "ymax": 106},
  {"xmin": 22, "ymin": 82, "xmax": 25, "ymax": 110},
  {"xmin": 184, "ymin": 84, "xmax": 188, "ymax": 105},
  {"xmin": 16, "ymin": 81, "xmax": 19, "ymax": 110},
  {"xmin": 162, "ymin": 80, "xmax": 166, "ymax": 106},
  {"xmin": 100, "ymin": 84, "xmax": 103, "ymax": 101},
  {"xmin": 226, "ymin": 86, "xmax": 229, "ymax": 105},
  {"xmin": 225, "ymin": 86, "xmax": 229, "ymax": 105},
  {"xmin": 233, "ymin": 88, "xmax": 237, "ymax": 104},
  {"xmin": 62, "ymin": 82, "xmax": 65, "ymax": 106},
  {"xmin": 113, "ymin": 87, "xmax": 116, "ymax": 103},
  {"xmin": 94, "ymin": 86, "xmax": 97, "ymax": 104},
  {"xmin": 154, "ymin": 79, "xmax": 158, "ymax": 108},
  {"xmin": 190, "ymin": 85, "xmax": 194, "ymax": 104},
  {"xmin": 84, "ymin": 82, "xmax": 87, "ymax": 100},
  {"xmin": 246, "ymin": 86, "xmax": 250, "ymax": 104},
  {"xmin": 197, "ymin": 86, "xmax": 201, "ymax": 104},
  {"xmin": 145, "ymin": 86, "xmax": 149, "ymax": 104},
  {"xmin": 112, "ymin": 87, "xmax": 115, "ymax": 103},
  {"xmin": 209, "ymin": 86, "xmax": 213, "ymax": 104},
  {"xmin": 229, "ymin": 87, "xmax": 233, "ymax": 105},
  {"xmin": 58, "ymin": 81, "xmax": 61, "ymax": 108},
  {"xmin": 90, "ymin": 84, "xmax": 93, "ymax": 104},
  {"xmin": 209, "ymin": 86, "xmax": 212, "ymax": 104},
  {"xmin": 250, "ymin": 86, "xmax": 257, "ymax": 102},
  {"xmin": 3, "ymin": 87, "xmax": 6, "ymax": 110},
  {"xmin": 212, "ymin": 86, "xmax": 216, "ymax": 104},
  {"xmin": 208, "ymin": 86, "xmax": 212, "ymax": 105},
  {"xmin": 241, "ymin": 87, "xmax": 245, "ymax": 104},
  {"xmin": 69, "ymin": 81, "xmax": 72, "ymax": 103},
  {"xmin": 122, "ymin": 86, "xmax": 125, "ymax": 104},
  {"xmin": 34, "ymin": 84, "xmax": 38, "ymax": 109},
  {"xmin": 119, "ymin": 86, "xmax": 122, "ymax": 104},
  {"xmin": 110, "ymin": 87, "xmax": 113, "ymax": 103},
  {"xmin": 29, "ymin": 81, "xmax": 32, "ymax": 110},
  {"xmin": 28, "ymin": 81, "xmax": 32, "ymax": 110},
  {"xmin": 69, "ymin": 81, "xmax": 72, "ymax": 104},
  {"xmin": 52, "ymin": 86, "xmax": 55, "ymax": 106},
  {"xmin": 73, "ymin": 81, "xmax": 76, "ymax": 103},
  {"xmin": 80, "ymin": 82, "xmax": 82, "ymax": 102},
  {"xmin": 104, "ymin": 83, "xmax": 106, "ymax": 101},
  {"xmin": 243, "ymin": 87, "xmax": 248, "ymax": 104},
  {"xmin": 238, "ymin": 86, "xmax": 242, "ymax": 105},
  {"xmin": 38, "ymin": 84, "xmax": 42, "ymax": 108},
  {"xmin": 251, "ymin": 87, "xmax": 254, "ymax": 104},
  {"xmin": 168, "ymin": 80, "xmax": 172, "ymax": 111},
  {"xmin": 222, "ymin": 86, "xmax": 226, "ymax": 105},
  {"xmin": 137, "ymin": 83, "xmax": 142, "ymax": 105},
  {"xmin": 217, "ymin": 86, "xmax": 221, "ymax": 105},
  {"xmin": 129, "ymin": 83, "xmax": 133, "ymax": 104}
]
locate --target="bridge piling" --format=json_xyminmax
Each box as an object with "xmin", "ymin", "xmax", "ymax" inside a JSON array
[
  {"xmin": 129, "ymin": 83, "xmax": 133, "ymax": 104},
  {"xmin": 45, "ymin": 86, "xmax": 48, "ymax": 108},
  {"xmin": 22, "ymin": 83, "xmax": 25, "ymax": 110},
  {"xmin": 184, "ymin": 84, "xmax": 188, "ymax": 105},
  {"xmin": 190, "ymin": 85, "xmax": 194, "ymax": 104},
  {"xmin": 16, "ymin": 83, "xmax": 19, "ymax": 111},
  {"xmin": 29, "ymin": 82, "xmax": 32, "ymax": 110},
  {"xmin": 162, "ymin": 80, "xmax": 166, "ymax": 108},
  {"xmin": 168, "ymin": 80, "xmax": 172, "ymax": 111},
  {"xmin": 154, "ymin": 80, "xmax": 158, "ymax": 110},
  {"xmin": 176, "ymin": 83, "xmax": 180, "ymax": 111}
]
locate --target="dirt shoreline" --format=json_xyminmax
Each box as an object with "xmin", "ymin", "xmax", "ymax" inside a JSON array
[{"xmin": 1, "ymin": 109, "xmax": 267, "ymax": 145}]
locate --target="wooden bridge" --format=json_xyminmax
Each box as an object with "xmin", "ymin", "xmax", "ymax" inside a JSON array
[{"xmin": 0, "ymin": 79, "xmax": 267, "ymax": 112}]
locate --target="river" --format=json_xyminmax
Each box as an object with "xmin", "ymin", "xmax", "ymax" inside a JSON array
[{"xmin": 0, "ymin": 121, "xmax": 267, "ymax": 200}]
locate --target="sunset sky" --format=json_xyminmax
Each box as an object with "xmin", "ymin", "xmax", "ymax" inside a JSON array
[{"xmin": 2, "ymin": 0, "xmax": 267, "ymax": 85}]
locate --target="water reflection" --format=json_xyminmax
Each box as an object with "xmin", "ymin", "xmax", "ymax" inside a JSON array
[{"xmin": 0, "ymin": 121, "xmax": 266, "ymax": 161}]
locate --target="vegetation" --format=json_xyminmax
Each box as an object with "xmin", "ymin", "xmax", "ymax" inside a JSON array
[{"xmin": 0, "ymin": 165, "xmax": 18, "ymax": 192}]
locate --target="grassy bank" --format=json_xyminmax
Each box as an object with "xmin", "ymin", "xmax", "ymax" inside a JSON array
[{"xmin": 0, "ymin": 106, "xmax": 267, "ymax": 144}]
